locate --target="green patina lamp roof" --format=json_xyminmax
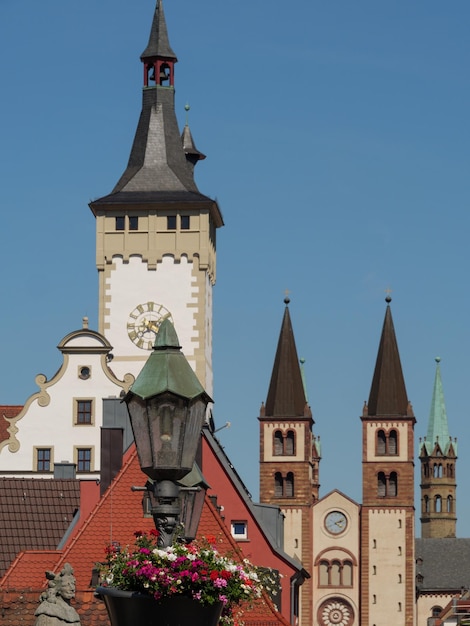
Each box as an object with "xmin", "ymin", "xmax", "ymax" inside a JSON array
[
  {"xmin": 129, "ymin": 319, "xmax": 212, "ymax": 402},
  {"xmin": 423, "ymin": 357, "xmax": 455, "ymax": 455}
]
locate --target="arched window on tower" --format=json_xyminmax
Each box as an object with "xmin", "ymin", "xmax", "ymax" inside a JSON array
[
  {"xmin": 389, "ymin": 472, "xmax": 398, "ymax": 497},
  {"xmin": 285, "ymin": 472, "xmax": 294, "ymax": 497},
  {"xmin": 435, "ymin": 495, "xmax": 442, "ymax": 513},
  {"xmin": 378, "ymin": 472, "xmax": 386, "ymax": 497},
  {"xmin": 447, "ymin": 495, "xmax": 453, "ymax": 513},
  {"xmin": 274, "ymin": 473, "xmax": 283, "ymax": 497},
  {"xmin": 377, "ymin": 430, "xmax": 386, "ymax": 455},
  {"xmin": 423, "ymin": 463, "xmax": 430, "ymax": 479},
  {"xmin": 342, "ymin": 561, "xmax": 353, "ymax": 586},
  {"xmin": 319, "ymin": 561, "xmax": 329, "ymax": 586},
  {"xmin": 285, "ymin": 430, "xmax": 295, "ymax": 455},
  {"xmin": 330, "ymin": 561, "xmax": 341, "ymax": 586},
  {"xmin": 388, "ymin": 430, "xmax": 398, "ymax": 454},
  {"xmin": 424, "ymin": 495, "xmax": 430, "ymax": 513},
  {"xmin": 273, "ymin": 431, "xmax": 283, "ymax": 456}
]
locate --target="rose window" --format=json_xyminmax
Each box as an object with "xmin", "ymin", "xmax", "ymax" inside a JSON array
[{"xmin": 318, "ymin": 599, "xmax": 353, "ymax": 626}]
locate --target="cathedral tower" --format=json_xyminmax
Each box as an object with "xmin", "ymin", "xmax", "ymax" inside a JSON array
[
  {"xmin": 89, "ymin": 0, "xmax": 223, "ymax": 393},
  {"xmin": 259, "ymin": 298, "xmax": 320, "ymax": 626},
  {"xmin": 360, "ymin": 298, "xmax": 415, "ymax": 626},
  {"xmin": 419, "ymin": 358, "xmax": 457, "ymax": 538}
]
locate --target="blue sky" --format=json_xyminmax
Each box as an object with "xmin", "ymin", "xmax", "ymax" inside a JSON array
[{"xmin": 1, "ymin": 1, "xmax": 470, "ymax": 535}]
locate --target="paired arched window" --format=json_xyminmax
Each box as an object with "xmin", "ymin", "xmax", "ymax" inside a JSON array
[
  {"xmin": 433, "ymin": 463, "xmax": 443, "ymax": 478},
  {"xmin": 377, "ymin": 471, "xmax": 398, "ymax": 497},
  {"xmin": 273, "ymin": 429, "xmax": 296, "ymax": 456},
  {"xmin": 318, "ymin": 559, "xmax": 353, "ymax": 587},
  {"xmin": 274, "ymin": 472, "xmax": 294, "ymax": 498},
  {"xmin": 376, "ymin": 429, "xmax": 398, "ymax": 455}
]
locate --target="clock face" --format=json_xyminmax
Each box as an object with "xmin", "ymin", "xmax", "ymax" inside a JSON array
[
  {"xmin": 325, "ymin": 511, "xmax": 348, "ymax": 535},
  {"xmin": 127, "ymin": 302, "xmax": 173, "ymax": 350}
]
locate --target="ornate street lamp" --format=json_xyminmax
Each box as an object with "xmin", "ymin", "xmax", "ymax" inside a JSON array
[{"xmin": 124, "ymin": 319, "xmax": 212, "ymax": 546}]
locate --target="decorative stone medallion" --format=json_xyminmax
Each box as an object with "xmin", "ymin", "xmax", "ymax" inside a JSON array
[{"xmin": 318, "ymin": 599, "xmax": 353, "ymax": 626}]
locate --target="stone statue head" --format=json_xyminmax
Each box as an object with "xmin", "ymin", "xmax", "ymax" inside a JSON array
[{"xmin": 41, "ymin": 563, "xmax": 76, "ymax": 604}]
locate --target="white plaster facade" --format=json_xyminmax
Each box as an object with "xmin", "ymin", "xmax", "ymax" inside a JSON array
[
  {"xmin": 0, "ymin": 323, "xmax": 133, "ymax": 478},
  {"xmin": 101, "ymin": 254, "xmax": 203, "ymax": 383}
]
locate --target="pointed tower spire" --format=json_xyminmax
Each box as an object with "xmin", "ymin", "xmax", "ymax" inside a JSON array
[
  {"xmin": 367, "ymin": 297, "xmax": 410, "ymax": 416},
  {"xmin": 141, "ymin": 0, "xmax": 177, "ymax": 62},
  {"xmin": 265, "ymin": 297, "xmax": 309, "ymax": 417},
  {"xmin": 425, "ymin": 357, "xmax": 451, "ymax": 453},
  {"xmin": 419, "ymin": 357, "xmax": 457, "ymax": 538},
  {"xmin": 90, "ymin": 0, "xmax": 223, "ymax": 222}
]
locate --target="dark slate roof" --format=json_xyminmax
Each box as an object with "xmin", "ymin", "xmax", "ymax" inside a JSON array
[
  {"xmin": 141, "ymin": 0, "xmax": 177, "ymax": 61},
  {"xmin": 0, "ymin": 478, "xmax": 80, "ymax": 578},
  {"xmin": 367, "ymin": 302, "xmax": 410, "ymax": 416},
  {"xmin": 416, "ymin": 538, "xmax": 470, "ymax": 592},
  {"xmin": 264, "ymin": 301, "xmax": 310, "ymax": 418}
]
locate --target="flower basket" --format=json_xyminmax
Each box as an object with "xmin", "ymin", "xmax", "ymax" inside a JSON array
[
  {"xmin": 96, "ymin": 531, "xmax": 271, "ymax": 626},
  {"xmin": 96, "ymin": 586, "xmax": 223, "ymax": 626}
]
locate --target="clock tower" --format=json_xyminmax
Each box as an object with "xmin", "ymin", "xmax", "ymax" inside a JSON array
[{"xmin": 89, "ymin": 0, "xmax": 223, "ymax": 394}]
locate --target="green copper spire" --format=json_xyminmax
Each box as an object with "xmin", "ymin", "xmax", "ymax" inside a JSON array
[{"xmin": 424, "ymin": 357, "xmax": 454, "ymax": 455}]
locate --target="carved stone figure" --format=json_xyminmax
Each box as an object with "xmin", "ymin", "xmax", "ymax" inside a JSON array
[{"xmin": 34, "ymin": 563, "xmax": 81, "ymax": 625}]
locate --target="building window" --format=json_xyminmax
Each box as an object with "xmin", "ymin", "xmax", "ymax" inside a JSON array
[
  {"xmin": 180, "ymin": 215, "xmax": 190, "ymax": 230},
  {"xmin": 285, "ymin": 472, "xmax": 294, "ymax": 497},
  {"xmin": 378, "ymin": 472, "xmax": 386, "ymax": 497},
  {"xmin": 167, "ymin": 215, "xmax": 177, "ymax": 230},
  {"xmin": 432, "ymin": 606, "xmax": 443, "ymax": 618},
  {"xmin": 36, "ymin": 448, "xmax": 51, "ymax": 472},
  {"xmin": 78, "ymin": 366, "xmax": 91, "ymax": 380},
  {"xmin": 376, "ymin": 428, "xmax": 398, "ymax": 455},
  {"xmin": 129, "ymin": 216, "xmax": 139, "ymax": 230},
  {"xmin": 318, "ymin": 559, "xmax": 354, "ymax": 587},
  {"xmin": 377, "ymin": 430, "xmax": 386, "ymax": 454},
  {"xmin": 274, "ymin": 472, "xmax": 283, "ymax": 497},
  {"xmin": 76, "ymin": 448, "xmax": 92, "ymax": 472},
  {"xmin": 75, "ymin": 399, "xmax": 93, "ymax": 425},
  {"xmin": 285, "ymin": 430, "xmax": 295, "ymax": 455},
  {"xmin": 388, "ymin": 430, "xmax": 397, "ymax": 454},
  {"xmin": 377, "ymin": 471, "xmax": 398, "ymax": 497},
  {"xmin": 447, "ymin": 495, "xmax": 453, "ymax": 512},
  {"xmin": 274, "ymin": 431, "xmax": 283, "ymax": 455},
  {"xmin": 116, "ymin": 216, "xmax": 125, "ymax": 230},
  {"xmin": 231, "ymin": 521, "xmax": 247, "ymax": 540},
  {"xmin": 272, "ymin": 429, "xmax": 296, "ymax": 456},
  {"xmin": 435, "ymin": 495, "xmax": 442, "ymax": 513}
]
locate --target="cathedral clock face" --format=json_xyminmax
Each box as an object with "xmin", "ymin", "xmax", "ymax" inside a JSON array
[
  {"xmin": 325, "ymin": 511, "xmax": 348, "ymax": 535},
  {"xmin": 127, "ymin": 302, "xmax": 173, "ymax": 350}
]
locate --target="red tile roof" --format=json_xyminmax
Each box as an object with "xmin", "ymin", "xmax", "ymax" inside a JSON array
[
  {"xmin": 2, "ymin": 447, "xmax": 289, "ymax": 626},
  {"xmin": 0, "ymin": 478, "xmax": 80, "ymax": 578}
]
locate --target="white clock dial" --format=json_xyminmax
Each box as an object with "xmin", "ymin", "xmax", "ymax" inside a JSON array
[
  {"xmin": 127, "ymin": 302, "xmax": 173, "ymax": 350},
  {"xmin": 325, "ymin": 511, "xmax": 348, "ymax": 535}
]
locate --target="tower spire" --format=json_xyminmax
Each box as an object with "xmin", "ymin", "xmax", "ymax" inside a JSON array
[
  {"xmin": 367, "ymin": 299, "xmax": 410, "ymax": 417},
  {"xmin": 90, "ymin": 0, "xmax": 223, "ymax": 214},
  {"xmin": 425, "ymin": 357, "xmax": 451, "ymax": 453},
  {"xmin": 265, "ymin": 297, "xmax": 309, "ymax": 417}
]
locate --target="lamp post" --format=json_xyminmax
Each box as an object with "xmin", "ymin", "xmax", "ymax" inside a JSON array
[{"xmin": 124, "ymin": 319, "xmax": 212, "ymax": 546}]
